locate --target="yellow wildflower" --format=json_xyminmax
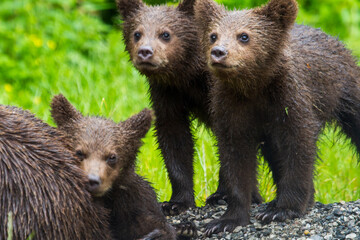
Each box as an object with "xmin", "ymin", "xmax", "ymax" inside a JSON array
[
  {"xmin": 47, "ymin": 40, "xmax": 56, "ymax": 50},
  {"xmin": 4, "ymin": 84, "xmax": 12, "ymax": 93},
  {"xmin": 29, "ymin": 34, "xmax": 43, "ymax": 48},
  {"xmin": 34, "ymin": 96, "xmax": 41, "ymax": 105}
]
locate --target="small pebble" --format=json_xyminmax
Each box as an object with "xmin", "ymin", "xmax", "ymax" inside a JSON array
[
  {"xmin": 324, "ymin": 234, "xmax": 333, "ymax": 240},
  {"xmin": 345, "ymin": 233, "xmax": 357, "ymax": 239},
  {"xmin": 333, "ymin": 209, "xmax": 342, "ymax": 216},
  {"xmin": 203, "ymin": 218, "xmax": 212, "ymax": 224},
  {"xmin": 233, "ymin": 226, "xmax": 242, "ymax": 233},
  {"xmin": 310, "ymin": 235, "xmax": 323, "ymax": 240}
]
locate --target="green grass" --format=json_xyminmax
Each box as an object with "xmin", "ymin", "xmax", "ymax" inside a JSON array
[
  {"xmin": 0, "ymin": 0, "xmax": 359, "ymax": 207},
  {"xmin": 7, "ymin": 212, "xmax": 13, "ymax": 240}
]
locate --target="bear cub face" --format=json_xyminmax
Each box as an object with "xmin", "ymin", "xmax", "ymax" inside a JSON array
[
  {"xmin": 51, "ymin": 94, "xmax": 152, "ymax": 197},
  {"xmin": 195, "ymin": 0, "xmax": 298, "ymax": 92},
  {"xmin": 117, "ymin": 0, "xmax": 197, "ymax": 77}
]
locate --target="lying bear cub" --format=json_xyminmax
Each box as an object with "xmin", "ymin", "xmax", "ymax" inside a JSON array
[
  {"xmin": 0, "ymin": 104, "xmax": 110, "ymax": 240},
  {"xmin": 51, "ymin": 94, "xmax": 196, "ymax": 240}
]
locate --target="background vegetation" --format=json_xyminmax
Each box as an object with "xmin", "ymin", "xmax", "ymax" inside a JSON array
[{"xmin": 0, "ymin": 0, "xmax": 359, "ymax": 206}]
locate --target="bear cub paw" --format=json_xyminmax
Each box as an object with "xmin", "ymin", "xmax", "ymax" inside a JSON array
[
  {"xmin": 174, "ymin": 222, "xmax": 198, "ymax": 240},
  {"xmin": 204, "ymin": 218, "xmax": 247, "ymax": 237},
  {"xmin": 206, "ymin": 192, "xmax": 228, "ymax": 206},
  {"xmin": 256, "ymin": 206, "xmax": 302, "ymax": 224},
  {"xmin": 161, "ymin": 201, "xmax": 192, "ymax": 216}
]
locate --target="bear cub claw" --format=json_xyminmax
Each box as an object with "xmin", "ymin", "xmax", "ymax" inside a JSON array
[
  {"xmin": 204, "ymin": 218, "xmax": 247, "ymax": 237},
  {"xmin": 161, "ymin": 201, "xmax": 191, "ymax": 216},
  {"xmin": 174, "ymin": 222, "xmax": 198, "ymax": 239},
  {"xmin": 206, "ymin": 190, "xmax": 262, "ymax": 206},
  {"xmin": 256, "ymin": 207, "xmax": 302, "ymax": 224}
]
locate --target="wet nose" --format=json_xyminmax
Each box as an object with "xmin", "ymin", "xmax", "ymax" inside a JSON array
[
  {"xmin": 211, "ymin": 46, "xmax": 227, "ymax": 61},
  {"xmin": 138, "ymin": 46, "xmax": 154, "ymax": 61},
  {"xmin": 87, "ymin": 174, "xmax": 101, "ymax": 192}
]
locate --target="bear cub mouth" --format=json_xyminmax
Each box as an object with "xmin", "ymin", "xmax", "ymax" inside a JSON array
[
  {"xmin": 210, "ymin": 62, "xmax": 234, "ymax": 69},
  {"xmin": 136, "ymin": 61, "xmax": 159, "ymax": 70}
]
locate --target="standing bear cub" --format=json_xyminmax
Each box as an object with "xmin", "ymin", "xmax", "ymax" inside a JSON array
[
  {"xmin": 116, "ymin": 0, "xmax": 263, "ymax": 215},
  {"xmin": 195, "ymin": 0, "xmax": 360, "ymax": 235},
  {"xmin": 51, "ymin": 94, "xmax": 196, "ymax": 240}
]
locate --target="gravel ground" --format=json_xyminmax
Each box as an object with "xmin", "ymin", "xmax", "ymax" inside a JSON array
[{"xmin": 168, "ymin": 200, "xmax": 360, "ymax": 239}]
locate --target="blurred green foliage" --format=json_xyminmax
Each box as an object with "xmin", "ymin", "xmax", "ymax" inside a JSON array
[
  {"xmin": 0, "ymin": 0, "xmax": 359, "ymax": 205},
  {"xmin": 297, "ymin": 0, "xmax": 360, "ymax": 57},
  {"xmin": 0, "ymin": 0, "xmax": 110, "ymax": 97},
  {"xmin": 87, "ymin": 0, "xmax": 360, "ymax": 56}
]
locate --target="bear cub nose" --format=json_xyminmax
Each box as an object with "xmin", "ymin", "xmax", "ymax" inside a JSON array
[
  {"xmin": 87, "ymin": 174, "xmax": 101, "ymax": 192},
  {"xmin": 138, "ymin": 46, "xmax": 154, "ymax": 61},
  {"xmin": 211, "ymin": 46, "xmax": 228, "ymax": 61}
]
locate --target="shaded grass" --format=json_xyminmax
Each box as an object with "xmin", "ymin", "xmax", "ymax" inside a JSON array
[
  {"xmin": 0, "ymin": 0, "xmax": 359, "ymax": 208},
  {"xmin": 7, "ymin": 212, "xmax": 13, "ymax": 240}
]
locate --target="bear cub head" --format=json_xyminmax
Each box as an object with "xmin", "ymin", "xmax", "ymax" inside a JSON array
[
  {"xmin": 195, "ymin": 0, "xmax": 298, "ymax": 95},
  {"xmin": 51, "ymin": 94, "xmax": 152, "ymax": 197},
  {"xmin": 117, "ymin": 0, "xmax": 198, "ymax": 79}
]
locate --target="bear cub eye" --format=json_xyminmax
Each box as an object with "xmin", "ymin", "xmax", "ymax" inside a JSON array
[
  {"xmin": 210, "ymin": 33, "xmax": 217, "ymax": 43},
  {"xmin": 160, "ymin": 31, "xmax": 171, "ymax": 42},
  {"xmin": 106, "ymin": 154, "xmax": 118, "ymax": 166},
  {"xmin": 238, "ymin": 33, "xmax": 250, "ymax": 43},
  {"xmin": 134, "ymin": 32, "xmax": 142, "ymax": 42},
  {"xmin": 75, "ymin": 150, "xmax": 85, "ymax": 160}
]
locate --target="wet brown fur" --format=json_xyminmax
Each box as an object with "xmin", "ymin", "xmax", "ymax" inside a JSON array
[
  {"xmin": 0, "ymin": 105, "xmax": 110, "ymax": 240},
  {"xmin": 117, "ymin": 0, "xmax": 262, "ymax": 214},
  {"xmin": 195, "ymin": 0, "xmax": 360, "ymax": 235},
  {"xmin": 51, "ymin": 94, "xmax": 197, "ymax": 240}
]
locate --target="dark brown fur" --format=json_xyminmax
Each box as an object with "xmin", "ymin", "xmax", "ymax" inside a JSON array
[
  {"xmin": 0, "ymin": 105, "xmax": 110, "ymax": 240},
  {"xmin": 117, "ymin": 0, "xmax": 262, "ymax": 214},
  {"xmin": 195, "ymin": 0, "xmax": 360, "ymax": 235},
  {"xmin": 51, "ymin": 94, "xmax": 197, "ymax": 240}
]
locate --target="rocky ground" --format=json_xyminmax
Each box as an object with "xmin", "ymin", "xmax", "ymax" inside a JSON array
[{"xmin": 168, "ymin": 200, "xmax": 360, "ymax": 239}]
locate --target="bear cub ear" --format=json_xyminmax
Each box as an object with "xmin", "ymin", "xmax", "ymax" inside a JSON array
[
  {"xmin": 116, "ymin": 0, "xmax": 144, "ymax": 20},
  {"xmin": 51, "ymin": 94, "xmax": 82, "ymax": 129},
  {"xmin": 177, "ymin": 0, "xmax": 196, "ymax": 15},
  {"xmin": 254, "ymin": 0, "xmax": 298, "ymax": 30},
  {"xmin": 194, "ymin": 0, "xmax": 225, "ymax": 33},
  {"xmin": 120, "ymin": 108, "xmax": 153, "ymax": 141}
]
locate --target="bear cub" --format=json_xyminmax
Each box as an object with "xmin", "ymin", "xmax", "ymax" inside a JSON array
[
  {"xmin": 195, "ymin": 0, "xmax": 360, "ymax": 235},
  {"xmin": 51, "ymin": 94, "xmax": 196, "ymax": 240},
  {"xmin": 117, "ymin": 0, "xmax": 263, "ymax": 215},
  {"xmin": 0, "ymin": 104, "xmax": 110, "ymax": 240}
]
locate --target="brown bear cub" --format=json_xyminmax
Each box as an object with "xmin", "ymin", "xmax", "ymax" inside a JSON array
[
  {"xmin": 0, "ymin": 105, "xmax": 110, "ymax": 240},
  {"xmin": 51, "ymin": 94, "xmax": 196, "ymax": 240},
  {"xmin": 117, "ymin": 0, "xmax": 263, "ymax": 215},
  {"xmin": 195, "ymin": 0, "xmax": 360, "ymax": 235}
]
